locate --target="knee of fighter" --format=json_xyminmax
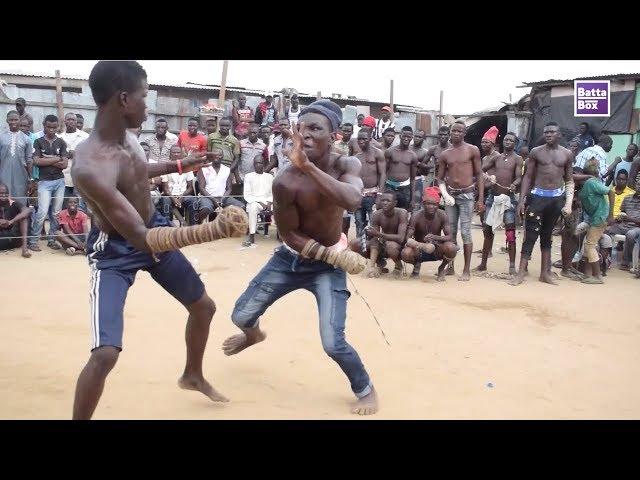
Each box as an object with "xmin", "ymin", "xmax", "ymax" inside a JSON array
[
  {"xmin": 321, "ymin": 336, "xmax": 346, "ymax": 358},
  {"xmin": 89, "ymin": 346, "xmax": 119, "ymax": 375},
  {"xmin": 230, "ymin": 307, "xmax": 254, "ymax": 329}
]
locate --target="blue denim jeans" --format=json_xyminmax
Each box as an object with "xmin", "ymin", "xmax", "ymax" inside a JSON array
[
  {"xmin": 231, "ymin": 245, "xmax": 373, "ymax": 398},
  {"xmin": 354, "ymin": 195, "xmax": 376, "ymax": 238},
  {"xmin": 29, "ymin": 178, "xmax": 65, "ymax": 246}
]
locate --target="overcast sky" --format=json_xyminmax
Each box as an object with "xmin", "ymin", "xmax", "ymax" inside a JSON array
[{"xmin": 1, "ymin": 60, "xmax": 638, "ymax": 114}]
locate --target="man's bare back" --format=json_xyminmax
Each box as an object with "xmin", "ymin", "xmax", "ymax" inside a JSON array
[{"xmin": 73, "ymin": 132, "xmax": 153, "ymax": 235}]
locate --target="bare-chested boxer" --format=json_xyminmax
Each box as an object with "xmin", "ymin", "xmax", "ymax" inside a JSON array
[
  {"xmin": 436, "ymin": 120, "xmax": 484, "ymax": 281},
  {"xmin": 411, "ymin": 129, "xmax": 430, "ymax": 209},
  {"xmin": 354, "ymin": 130, "xmax": 386, "ymax": 238},
  {"xmin": 349, "ymin": 191, "xmax": 408, "ymax": 278},
  {"xmin": 70, "ymin": 61, "xmax": 247, "ymax": 419},
  {"xmin": 401, "ymin": 186, "xmax": 458, "ymax": 281},
  {"xmin": 385, "ymin": 126, "xmax": 417, "ymax": 211},
  {"xmin": 474, "ymin": 132, "xmax": 523, "ymax": 274},
  {"xmin": 509, "ymin": 121, "xmax": 574, "ymax": 286},
  {"xmin": 349, "ymin": 116, "xmax": 381, "ymax": 155},
  {"xmin": 426, "ymin": 125, "xmax": 451, "ymax": 184},
  {"xmin": 223, "ymin": 99, "xmax": 378, "ymax": 415}
]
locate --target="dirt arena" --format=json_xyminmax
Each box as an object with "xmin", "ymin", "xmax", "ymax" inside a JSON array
[{"xmin": 2, "ymin": 223, "xmax": 639, "ymax": 419}]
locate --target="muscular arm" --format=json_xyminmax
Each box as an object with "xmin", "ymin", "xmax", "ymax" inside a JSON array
[
  {"xmin": 482, "ymin": 154, "xmax": 497, "ymax": 173},
  {"xmin": 518, "ymin": 149, "xmax": 537, "ymax": 204},
  {"xmin": 74, "ymin": 163, "xmax": 151, "ymax": 252},
  {"xmin": 409, "ymin": 151, "xmax": 417, "ymax": 204},
  {"xmin": 437, "ymin": 212, "xmax": 453, "ymax": 243},
  {"xmin": 376, "ymin": 149, "xmax": 387, "ymax": 189},
  {"xmin": 147, "ymin": 161, "xmax": 179, "ymax": 178},
  {"xmin": 378, "ymin": 210, "xmax": 408, "ymax": 243},
  {"xmin": 513, "ymin": 156, "xmax": 524, "ymax": 189},
  {"xmin": 436, "ymin": 150, "xmax": 447, "ymax": 184},
  {"xmin": 406, "ymin": 211, "xmax": 418, "ymax": 240},
  {"xmin": 472, "ymin": 146, "xmax": 484, "ymax": 203}
]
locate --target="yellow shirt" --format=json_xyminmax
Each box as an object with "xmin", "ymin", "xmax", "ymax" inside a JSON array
[{"xmin": 613, "ymin": 186, "xmax": 634, "ymax": 217}]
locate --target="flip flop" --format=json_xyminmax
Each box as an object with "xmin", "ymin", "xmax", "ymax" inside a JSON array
[{"xmin": 581, "ymin": 277, "xmax": 604, "ymax": 284}]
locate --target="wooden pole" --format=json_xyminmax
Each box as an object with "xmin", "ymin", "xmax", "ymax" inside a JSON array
[
  {"xmin": 55, "ymin": 70, "xmax": 64, "ymax": 133},
  {"xmin": 317, "ymin": 91, "xmax": 322, "ymax": 100},
  {"xmin": 218, "ymin": 60, "xmax": 228, "ymax": 114},
  {"xmin": 439, "ymin": 90, "xmax": 444, "ymax": 128},
  {"xmin": 390, "ymin": 79, "xmax": 394, "ymax": 112}
]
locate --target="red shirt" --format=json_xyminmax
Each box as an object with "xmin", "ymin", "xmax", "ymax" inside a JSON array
[
  {"xmin": 57, "ymin": 209, "xmax": 88, "ymax": 234},
  {"xmin": 177, "ymin": 131, "xmax": 208, "ymax": 154}
]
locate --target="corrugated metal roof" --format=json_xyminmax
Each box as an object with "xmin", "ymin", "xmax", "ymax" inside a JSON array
[
  {"xmin": 0, "ymin": 69, "xmax": 87, "ymax": 81},
  {"xmin": 521, "ymin": 72, "xmax": 640, "ymax": 88}
]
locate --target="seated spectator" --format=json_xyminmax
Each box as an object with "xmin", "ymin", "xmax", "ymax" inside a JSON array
[
  {"xmin": 401, "ymin": 187, "xmax": 458, "ymax": 281},
  {"xmin": 54, "ymin": 196, "xmax": 90, "ymax": 255},
  {"xmin": 575, "ymin": 159, "xmax": 615, "ymax": 284},
  {"xmin": 348, "ymin": 191, "xmax": 408, "ymax": 278},
  {"xmin": 0, "ymin": 182, "xmax": 32, "ymax": 258},
  {"xmin": 196, "ymin": 148, "xmax": 244, "ymax": 223},
  {"xmin": 605, "ymin": 177, "xmax": 640, "ymax": 272},
  {"xmin": 612, "ymin": 170, "xmax": 634, "ymax": 218},
  {"xmin": 177, "ymin": 117, "xmax": 208, "ymax": 155},
  {"xmin": 164, "ymin": 145, "xmax": 197, "ymax": 225},
  {"xmin": 242, "ymin": 155, "xmax": 273, "ymax": 247}
]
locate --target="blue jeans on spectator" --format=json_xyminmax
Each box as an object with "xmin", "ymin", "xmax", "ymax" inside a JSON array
[
  {"xmin": 29, "ymin": 178, "xmax": 65, "ymax": 246},
  {"xmin": 231, "ymin": 245, "xmax": 373, "ymax": 398},
  {"xmin": 354, "ymin": 195, "xmax": 376, "ymax": 238}
]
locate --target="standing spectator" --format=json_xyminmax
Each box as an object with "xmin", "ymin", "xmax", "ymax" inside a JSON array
[
  {"xmin": 207, "ymin": 117, "xmax": 240, "ymax": 174},
  {"xmin": 266, "ymin": 119, "xmax": 293, "ymax": 175},
  {"xmin": 177, "ymin": 117, "xmax": 208, "ymax": 155},
  {"xmin": 333, "ymin": 123, "xmax": 353, "ymax": 155},
  {"xmin": 242, "ymin": 155, "xmax": 273, "ymax": 247},
  {"xmin": 574, "ymin": 134, "xmax": 612, "ymax": 181},
  {"xmin": 576, "ymin": 159, "xmax": 615, "ymax": 284},
  {"xmin": 352, "ymin": 113, "xmax": 365, "ymax": 137},
  {"xmin": 196, "ymin": 147, "xmax": 244, "ymax": 222},
  {"xmin": 259, "ymin": 125, "xmax": 273, "ymax": 163},
  {"xmin": 58, "ymin": 113, "xmax": 89, "ymax": 209},
  {"xmin": 238, "ymin": 124, "xmax": 266, "ymax": 182},
  {"xmin": 286, "ymin": 94, "xmax": 302, "ymax": 127},
  {"xmin": 374, "ymin": 106, "xmax": 395, "ymax": 140},
  {"xmin": 0, "ymin": 111, "xmax": 33, "ymax": 201},
  {"xmin": 577, "ymin": 122, "xmax": 595, "ymax": 152},
  {"xmin": 0, "ymin": 181, "xmax": 32, "ymax": 258},
  {"xmin": 232, "ymin": 94, "xmax": 255, "ymax": 139},
  {"xmin": 605, "ymin": 143, "xmax": 638, "ymax": 186},
  {"xmin": 255, "ymin": 93, "xmax": 278, "ymax": 127},
  {"xmin": 19, "ymin": 118, "xmax": 37, "ymax": 145},
  {"xmin": 75, "ymin": 113, "xmax": 86, "ymax": 132},
  {"xmin": 205, "ymin": 117, "xmax": 218, "ymax": 136},
  {"xmin": 146, "ymin": 118, "xmax": 177, "ymax": 162},
  {"xmin": 15, "ymin": 98, "xmax": 33, "ymax": 132},
  {"xmin": 54, "ymin": 196, "xmax": 91, "ymax": 255},
  {"xmin": 28, "ymin": 115, "xmax": 68, "ymax": 252}
]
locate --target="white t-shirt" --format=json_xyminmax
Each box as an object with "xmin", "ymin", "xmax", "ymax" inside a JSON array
[
  {"xmin": 58, "ymin": 129, "xmax": 89, "ymax": 187},
  {"xmin": 166, "ymin": 171, "xmax": 194, "ymax": 196},
  {"xmin": 201, "ymin": 164, "xmax": 231, "ymax": 197}
]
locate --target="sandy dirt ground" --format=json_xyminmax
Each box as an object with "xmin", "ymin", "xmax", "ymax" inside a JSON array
[{"xmin": 2, "ymin": 222, "xmax": 640, "ymax": 420}]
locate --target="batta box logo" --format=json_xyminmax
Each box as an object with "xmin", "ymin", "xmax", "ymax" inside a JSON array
[{"xmin": 574, "ymin": 80, "xmax": 610, "ymax": 117}]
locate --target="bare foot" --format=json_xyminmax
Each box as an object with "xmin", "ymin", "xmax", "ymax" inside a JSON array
[
  {"xmin": 351, "ymin": 387, "xmax": 378, "ymax": 416},
  {"xmin": 178, "ymin": 375, "xmax": 229, "ymax": 402},
  {"xmin": 458, "ymin": 271, "xmax": 471, "ymax": 282},
  {"xmin": 508, "ymin": 274, "xmax": 525, "ymax": 286},
  {"xmin": 508, "ymin": 265, "xmax": 516, "ymax": 275},
  {"xmin": 436, "ymin": 273, "xmax": 446, "ymax": 282},
  {"xmin": 445, "ymin": 265, "xmax": 455, "ymax": 276},
  {"xmin": 539, "ymin": 273, "xmax": 559, "ymax": 285},
  {"xmin": 472, "ymin": 264, "xmax": 487, "ymax": 272},
  {"xmin": 22, "ymin": 249, "xmax": 31, "ymax": 258},
  {"xmin": 222, "ymin": 329, "xmax": 266, "ymax": 356}
]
